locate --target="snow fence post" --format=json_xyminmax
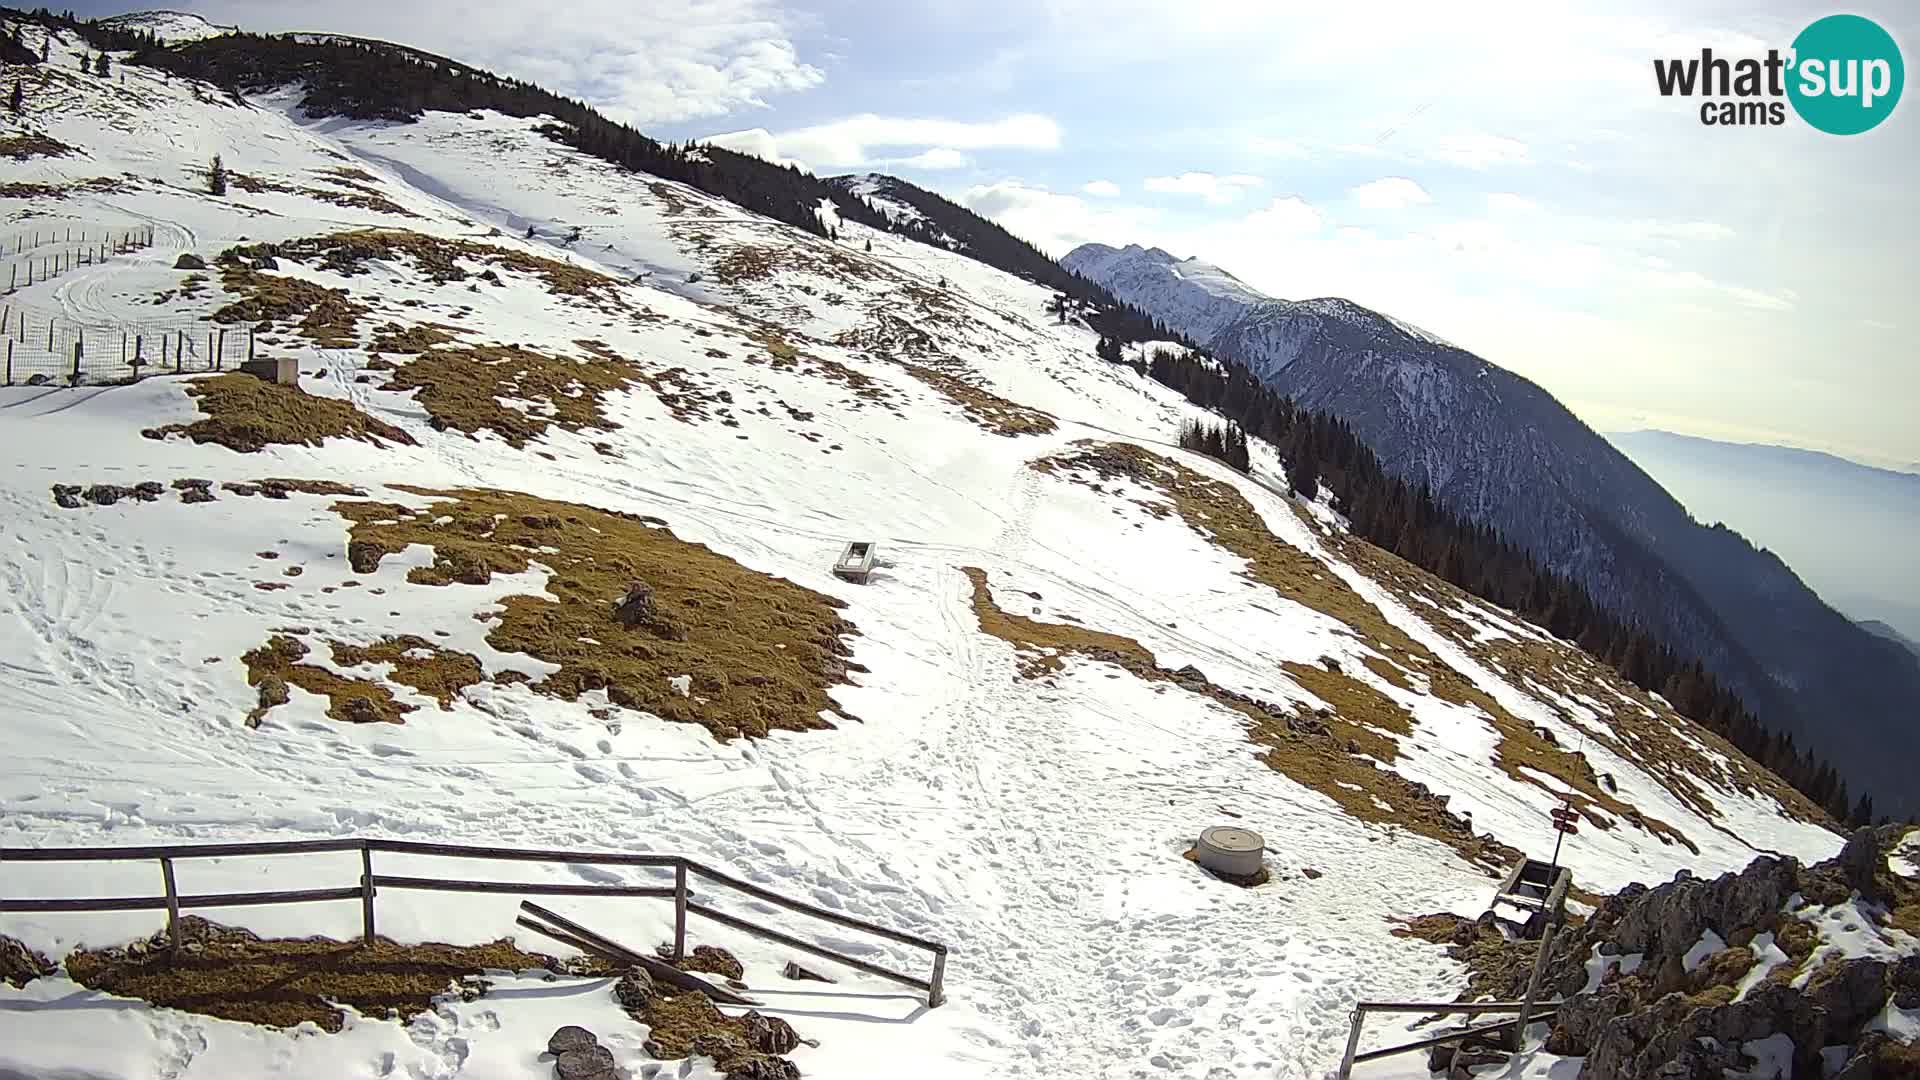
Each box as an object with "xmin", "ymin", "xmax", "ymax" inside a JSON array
[
  {"xmin": 928, "ymin": 945, "xmax": 948, "ymax": 1008},
  {"xmin": 1336, "ymin": 1008, "xmax": 1364, "ymax": 1079},
  {"xmin": 672, "ymin": 862, "xmax": 688, "ymax": 960},
  {"xmin": 71, "ymin": 336, "xmax": 82, "ymax": 385},
  {"xmin": 160, "ymin": 857, "xmax": 182, "ymax": 957},
  {"xmin": 215, "ymin": 328, "xmax": 224, "ymax": 370},
  {"xmin": 5, "ymin": 339, "xmax": 11, "ymax": 385},
  {"xmin": 360, "ymin": 843, "xmax": 377, "ymax": 945}
]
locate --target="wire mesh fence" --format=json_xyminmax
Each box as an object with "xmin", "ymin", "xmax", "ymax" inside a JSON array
[
  {"xmin": 0, "ymin": 303, "xmax": 254, "ymax": 387},
  {"xmin": 1, "ymin": 226, "xmax": 157, "ymax": 294}
]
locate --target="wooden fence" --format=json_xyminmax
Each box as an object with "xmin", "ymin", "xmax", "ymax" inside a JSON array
[{"xmin": 0, "ymin": 837, "xmax": 949, "ymax": 1007}]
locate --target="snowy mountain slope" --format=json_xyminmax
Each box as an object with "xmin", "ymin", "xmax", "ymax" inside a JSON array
[
  {"xmin": 0, "ymin": 24, "xmax": 1849, "ymax": 1080},
  {"xmin": 97, "ymin": 10, "xmax": 238, "ymax": 43},
  {"xmin": 1064, "ymin": 241, "xmax": 1920, "ymax": 821}
]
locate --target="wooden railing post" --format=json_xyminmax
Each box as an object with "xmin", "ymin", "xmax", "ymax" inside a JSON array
[
  {"xmin": 360, "ymin": 843, "xmax": 376, "ymax": 945},
  {"xmin": 928, "ymin": 946, "xmax": 948, "ymax": 1008},
  {"xmin": 672, "ymin": 861, "xmax": 688, "ymax": 960},
  {"xmin": 1336, "ymin": 1007, "xmax": 1364, "ymax": 1079},
  {"xmin": 160, "ymin": 857, "xmax": 182, "ymax": 957}
]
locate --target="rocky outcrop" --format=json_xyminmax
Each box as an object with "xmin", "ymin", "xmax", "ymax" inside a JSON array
[{"xmin": 1539, "ymin": 827, "xmax": 1919, "ymax": 1080}]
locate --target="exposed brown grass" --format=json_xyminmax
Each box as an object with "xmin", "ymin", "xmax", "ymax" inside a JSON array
[
  {"xmin": 379, "ymin": 343, "xmax": 636, "ymax": 447},
  {"xmin": 368, "ymin": 321, "xmax": 463, "ymax": 354},
  {"xmin": 1033, "ymin": 441, "xmax": 1700, "ymax": 855},
  {"xmin": 228, "ymin": 171, "xmax": 416, "ymax": 218},
  {"xmin": 0, "ymin": 132, "xmax": 76, "ymax": 159},
  {"xmin": 961, "ymin": 565, "xmax": 1515, "ymax": 872},
  {"xmin": 328, "ymin": 636, "xmax": 484, "ymax": 708},
  {"xmin": 0, "ymin": 176, "xmax": 129, "ymax": 199},
  {"xmin": 141, "ymin": 373, "xmax": 414, "ymax": 454},
  {"xmin": 243, "ymin": 635, "xmax": 414, "ymax": 726},
  {"xmin": 335, "ymin": 488, "xmax": 862, "ymax": 740},
  {"xmin": 900, "ymin": 361, "xmax": 1056, "ymax": 436},
  {"xmin": 65, "ymin": 917, "xmax": 552, "ymax": 1031},
  {"xmin": 1332, "ymin": 534, "xmax": 1831, "ymax": 829},
  {"xmin": 224, "ymin": 230, "xmax": 629, "ymax": 308},
  {"xmin": 213, "ymin": 263, "xmax": 369, "ymax": 347}
]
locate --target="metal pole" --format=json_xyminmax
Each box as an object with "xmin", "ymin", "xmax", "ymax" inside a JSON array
[
  {"xmin": 360, "ymin": 844, "xmax": 376, "ymax": 945},
  {"xmin": 5, "ymin": 340, "xmax": 11, "ymax": 386},
  {"xmin": 72, "ymin": 337, "xmax": 81, "ymax": 384},
  {"xmin": 1337, "ymin": 1008, "xmax": 1366, "ymax": 1079},
  {"xmin": 161, "ymin": 857, "xmax": 182, "ymax": 956},
  {"xmin": 673, "ymin": 862, "xmax": 688, "ymax": 960},
  {"xmin": 215, "ymin": 328, "xmax": 225, "ymax": 369},
  {"xmin": 928, "ymin": 947, "xmax": 948, "ymax": 1008}
]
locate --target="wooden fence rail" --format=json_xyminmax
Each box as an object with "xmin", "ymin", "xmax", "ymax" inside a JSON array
[{"xmin": 0, "ymin": 837, "xmax": 949, "ymax": 1007}]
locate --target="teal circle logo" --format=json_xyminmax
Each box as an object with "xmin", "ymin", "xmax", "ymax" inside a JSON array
[{"xmin": 1787, "ymin": 14, "xmax": 1903, "ymax": 134}]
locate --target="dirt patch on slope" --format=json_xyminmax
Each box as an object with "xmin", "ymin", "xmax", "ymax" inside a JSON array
[
  {"xmin": 335, "ymin": 488, "xmax": 862, "ymax": 740},
  {"xmin": 65, "ymin": 917, "xmax": 551, "ymax": 1031},
  {"xmin": 141, "ymin": 373, "xmax": 414, "ymax": 453}
]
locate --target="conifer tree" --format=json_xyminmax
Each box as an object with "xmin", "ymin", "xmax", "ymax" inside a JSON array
[
  {"xmin": 94, "ymin": 51, "xmax": 109, "ymax": 77},
  {"xmin": 209, "ymin": 154, "xmax": 226, "ymax": 195},
  {"xmin": 8, "ymin": 80, "xmax": 21, "ymax": 114}
]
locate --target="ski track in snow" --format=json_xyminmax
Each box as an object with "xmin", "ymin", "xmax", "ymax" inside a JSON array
[{"xmin": 0, "ymin": 25, "xmax": 1849, "ymax": 1080}]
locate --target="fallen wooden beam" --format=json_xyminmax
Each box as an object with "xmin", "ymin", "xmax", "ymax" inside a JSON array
[{"xmin": 517, "ymin": 901, "xmax": 758, "ymax": 1006}]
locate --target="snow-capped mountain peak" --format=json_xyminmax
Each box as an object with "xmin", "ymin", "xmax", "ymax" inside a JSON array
[{"xmin": 98, "ymin": 9, "xmax": 239, "ymax": 43}]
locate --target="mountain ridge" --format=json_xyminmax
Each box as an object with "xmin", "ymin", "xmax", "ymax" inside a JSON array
[{"xmin": 1065, "ymin": 240, "xmax": 1920, "ymax": 819}]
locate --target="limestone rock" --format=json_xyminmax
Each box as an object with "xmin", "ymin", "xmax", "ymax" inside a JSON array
[{"xmin": 547, "ymin": 1025, "xmax": 598, "ymax": 1054}]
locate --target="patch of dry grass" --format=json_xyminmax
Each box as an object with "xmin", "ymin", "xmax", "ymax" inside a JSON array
[
  {"xmin": 961, "ymin": 565, "xmax": 1515, "ymax": 872},
  {"xmin": 228, "ymin": 171, "xmax": 416, "ymax": 218},
  {"xmin": 213, "ymin": 263, "xmax": 369, "ymax": 347},
  {"xmin": 65, "ymin": 917, "xmax": 551, "ymax": 1031},
  {"xmin": 899, "ymin": 361, "xmax": 1056, "ymax": 437},
  {"xmin": 243, "ymin": 635, "xmax": 414, "ymax": 726},
  {"xmin": 328, "ymin": 636, "xmax": 484, "ymax": 708},
  {"xmin": 224, "ymin": 230, "xmax": 630, "ymax": 308},
  {"xmin": 141, "ymin": 373, "xmax": 413, "ymax": 454},
  {"xmin": 1333, "ymin": 534, "xmax": 1831, "ymax": 830},
  {"xmin": 0, "ymin": 132, "xmax": 76, "ymax": 159},
  {"xmin": 0, "ymin": 176, "xmax": 129, "ymax": 199},
  {"xmin": 378, "ymin": 342, "xmax": 636, "ymax": 447},
  {"xmin": 1033, "ymin": 441, "xmax": 1700, "ymax": 856},
  {"xmin": 335, "ymin": 488, "xmax": 862, "ymax": 740}
]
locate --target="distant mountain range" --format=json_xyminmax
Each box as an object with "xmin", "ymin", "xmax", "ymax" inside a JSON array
[
  {"xmin": 1064, "ymin": 242, "xmax": 1920, "ymax": 818},
  {"xmin": 1610, "ymin": 429, "xmax": 1920, "ymax": 645}
]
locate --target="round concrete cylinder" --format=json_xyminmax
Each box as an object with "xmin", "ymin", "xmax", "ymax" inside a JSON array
[{"xmin": 1195, "ymin": 825, "xmax": 1265, "ymax": 877}]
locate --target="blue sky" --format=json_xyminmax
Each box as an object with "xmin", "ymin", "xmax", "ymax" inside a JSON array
[{"xmin": 81, "ymin": 0, "xmax": 1920, "ymax": 468}]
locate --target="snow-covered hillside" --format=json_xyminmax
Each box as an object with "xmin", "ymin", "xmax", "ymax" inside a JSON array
[
  {"xmin": 98, "ymin": 10, "xmax": 237, "ymax": 43},
  {"xmin": 0, "ymin": 22, "xmax": 1853, "ymax": 1080}
]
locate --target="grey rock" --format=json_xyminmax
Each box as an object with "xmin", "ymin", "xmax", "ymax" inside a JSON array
[
  {"xmin": 1804, "ymin": 958, "xmax": 1888, "ymax": 1032},
  {"xmin": 553, "ymin": 1045, "xmax": 615, "ymax": 1079},
  {"xmin": 25, "ymin": 373, "xmax": 50, "ymax": 386},
  {"xmin": 782, "ymin": 960, "xmax": 832, "ymax": 983},
  {"xmin": 547, "ymin": 1025, "xmax": 598, "ymax": 1054},
  {"xmin": 613, "ymin": 966, "xmax": 656, "ymax": 1012},
  {"xmin": 738, "ymin": 1010, "xmax": 800, "ymax": 1055},
  {"xmin": 174, "ymin": 253, "xmax": 207, "ymax": 270},
  {"xmin": 613, "ymin": 581, "xmax": 656, "ymax": 627}
]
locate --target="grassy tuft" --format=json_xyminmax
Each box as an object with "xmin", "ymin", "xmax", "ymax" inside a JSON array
[
  {"xmin": 0, "ymin": 132, "xmax": 76, "ymax": 159},
  {"xmin": 213, "ymin": 266, "xmax": 368, "ymax": 347},
  {"xmin": 328, "ymin": 636, "xmax": 485, "ymax": 708},
  {"xmin": 242, "ymin": 635, "xmax": 414, "ymax": 726},
  {"xmin": 65, "ymin": 917, "xmax": 552, "ymax": 1031},
  {"xmin": 142, "ymin": 373, "xmax": 413, "ymax": 454},
  {"xmin": 1, "ymin": 936, "xmax": 56, "ymax": 988},
  {"xmin": 334, "ymin": 488, "xmax": 861, "ymax": 740},
  {"xmin": 378, "ymin": 342, "xmax": 636, "ymax": 447}
]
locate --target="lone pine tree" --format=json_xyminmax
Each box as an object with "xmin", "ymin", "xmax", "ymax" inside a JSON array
[{"xmin": 209, "ymin": 154, "xmax": 227, "ymax": 195}]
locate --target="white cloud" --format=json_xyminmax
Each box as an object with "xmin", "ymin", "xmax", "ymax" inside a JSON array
[
  {"xmin": 188, "ymin": 0, "xmax": 825, "ymax": 126},
  {"xmin": 959, "ymin": 180, "xmax": 1159, "ymax": 256},
  {"xmin": 892, "ymin": 147, "xmax": 970, "ymax": 170},
  {"xmin": 1486, "ymin": 192, "xmax": 1542, "ymax": 214},
  {"xmin": 1428, "ymin": 133, "xmax": 1533, "ymax": 169},
  {"xmin": 1634, "ymin": 220, "xmax": 1737, "ymax": 243},
  {"xmin": 1082, "ymin": 179, "xmax": 1121, "ymax": 197},
  {"xmin": 1862, "ymin": 319, "xmax": 1897, "ymax": 331},
  {"xmin": 1144, "ymin": 171, "xmax": 1265, "ymax": 204},
  {"xmin": 1243, "ymin": 195, "xmax": 1324, "ymax": 236},
  {"xmin": 704, "ymin": 113, "xmax": 1060, "ymax": 171},
  {"xmin": 1349, "ymin": 176, "xmax": 1431, "ymax": 210}
]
